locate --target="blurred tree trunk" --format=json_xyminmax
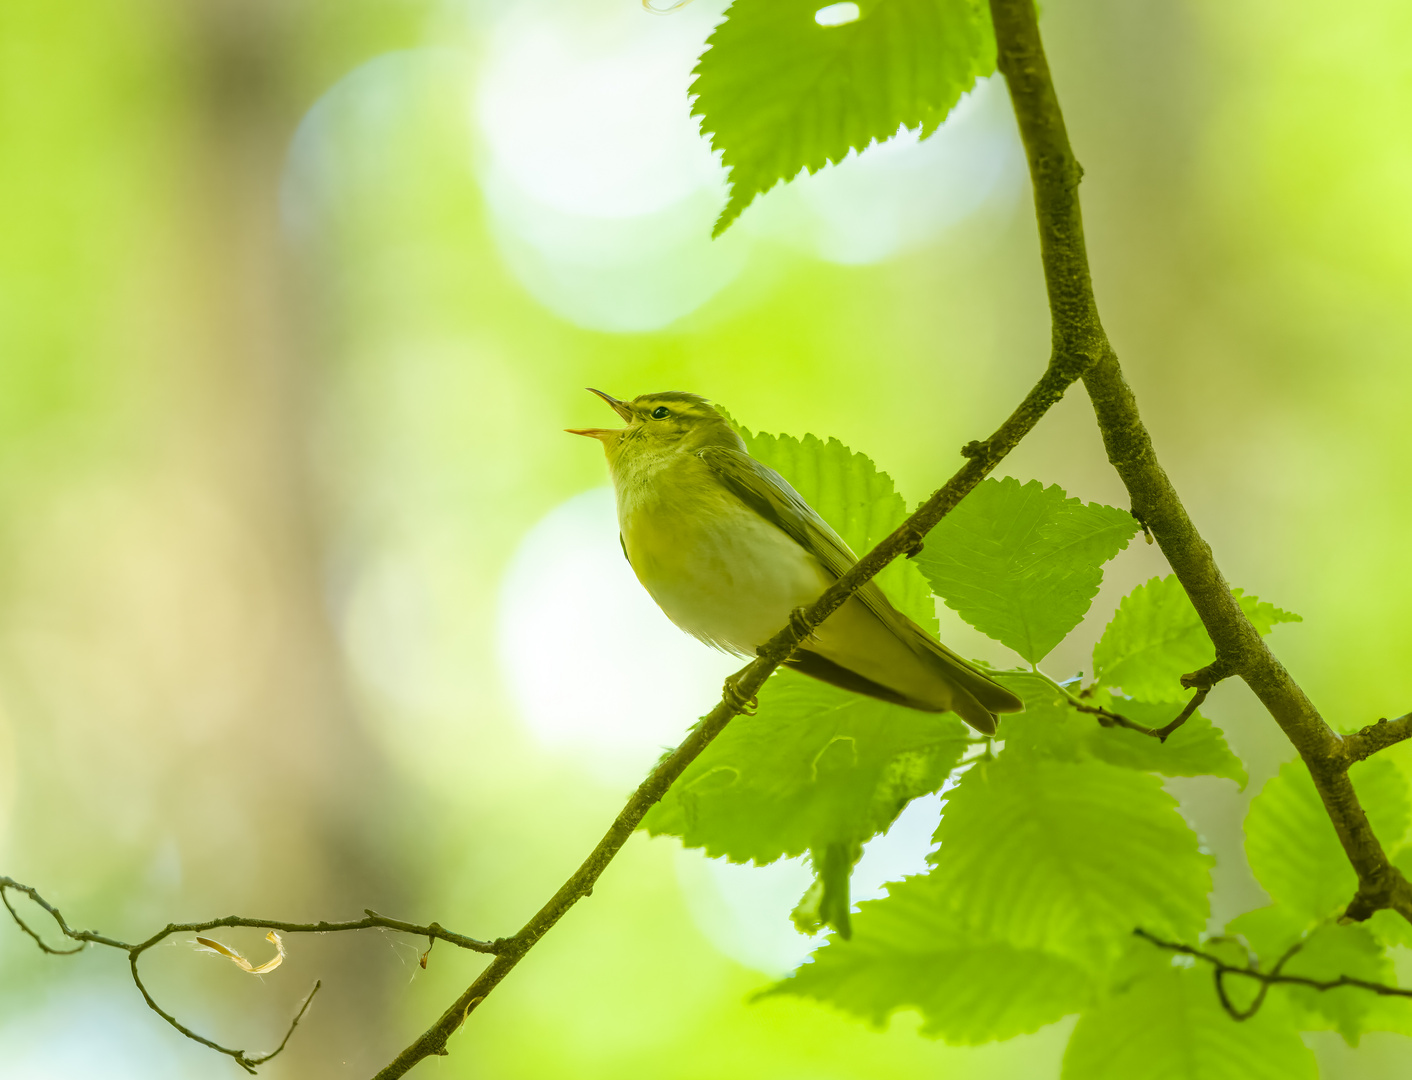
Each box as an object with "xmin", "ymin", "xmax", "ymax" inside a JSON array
[
  {"xmin": 158, "ymin": 1, "xmax": 401, "ymax": 1072},
  {"xmin": 0, "ymin": 2, "xmax": 403, "ymax": 1073}
]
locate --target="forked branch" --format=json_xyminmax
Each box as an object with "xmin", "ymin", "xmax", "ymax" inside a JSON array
[
  {"xmin": 0, "ymin": 876, "xmax": 498, "ymax": 1074},
  {"xmin": 986, "ymin": 0, "xmax": 1412, "ymax": 926},
  {"xmin": 1136, "ymin": 928, "xmax": 1412, "ymax": 1023}
]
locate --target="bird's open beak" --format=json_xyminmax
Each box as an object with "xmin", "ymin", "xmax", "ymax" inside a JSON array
[
  {"xmin": 565, "ymin": 427, "xmax": 618, "ymax": 442},
  {"xmin": 586, "ymin": 387, "xmax": 634, "ymax": 422},
  {"xmin": 566, "ymin": 388, "xmax": 634, "ymax": 442}
]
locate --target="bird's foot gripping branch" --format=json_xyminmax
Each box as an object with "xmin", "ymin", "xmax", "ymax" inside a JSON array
[{"xmin": 9, "ymin": 0, "xmax": 1412, "ymax": 1077}]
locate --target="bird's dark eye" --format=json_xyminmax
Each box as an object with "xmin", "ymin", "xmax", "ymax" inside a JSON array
[{"xmin": 651, "ymin": 406, "xmax": 670, "ymax": 419}]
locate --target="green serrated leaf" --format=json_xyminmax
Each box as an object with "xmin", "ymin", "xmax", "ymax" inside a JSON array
[
  {"xmin": 998, "ymin": 687, "xmax": 1246, "ymax": 785},
  {"xmin": 1226, "ymin": 904, "xmax": 1309, "ymax": 960},
  {"xmin": 999, "ymin": 669, "xmax": 1071, "ymax": 711},
  {"xmin": 995, "ymin": 686, "xmax": 1088, "ymax": 763},
  {"xmin": 1280, "ymin": 923, "xmax": 1408, "ymax": 1043},
  {"xmin": 642, "ymin": 426, "xmax": 973, "ymax": 934},
  {"xmin": 740, "ymin": 426, "xmax": 938, "ymax": 630},
  {"xmin": 766, "ymin": 871, "xmax": 1094, "ymax": 1043},
  {"xmin": 1226, "ymin": 907, "xmax": 1412, "ymax": 1041},
  {"xmin": 916, "ymin": 477, "xmax": 1139, "ymax": 662},
  {"xmin": 1204, "ymin": 936, "xmax": 1258, "ymax": 972},
  {"xmin": 1093, "ymin": 576, "xmax": 1300, "ymax": 702},
  {"xmin": 928, "ymin": 756, "xmax": 1212, "ymax": 965},
  {"xmin": 694, "ymin": 0, "xmax": 996, "ymax": 234},
  {"xmin": 1105, "ymin": 931, "xmax": 1176, "ymax": 994},
  {"xmin": 1244, "ymin": 757, "xmax": 1411, "ymax": 922},
  {"xmin": 643, "ymin": 670, "xmax": 967, "ymax": 864},
  {"xmin": 1062, "ymin": 966, "xmax": 1317, "ymax": 1080},
  {"xmin": 1085, "ymin": 698, "xmax": 1248, "ymax": 787}
]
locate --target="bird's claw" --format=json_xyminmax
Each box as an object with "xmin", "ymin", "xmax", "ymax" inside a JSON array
[{"xmin": 722, "ymin": 676, "xmax": 758, "ymax": 716}]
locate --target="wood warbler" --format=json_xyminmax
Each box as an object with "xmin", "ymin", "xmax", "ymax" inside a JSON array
[{"xmin": 568, "ymin": 389, "xmax": 1023, "ymax": 734}]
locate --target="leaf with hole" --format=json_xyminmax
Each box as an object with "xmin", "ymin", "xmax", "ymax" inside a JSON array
[{"xmin": 693, "ymin": 0, "xmax": 996, "ymax": 234}]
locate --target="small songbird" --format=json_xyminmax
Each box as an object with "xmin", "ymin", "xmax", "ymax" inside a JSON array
[{"xmin": 568, "ymin": 389, "xmax": 1023, "ymax": 734}]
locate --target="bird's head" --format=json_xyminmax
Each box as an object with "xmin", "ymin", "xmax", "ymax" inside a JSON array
[{"xmin": 567, "ymin": 389, "xmax": 743, "ymax": 463}]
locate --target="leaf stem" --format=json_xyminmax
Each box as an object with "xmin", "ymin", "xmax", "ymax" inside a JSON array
[{"xmin": 986, "ymin": 666, "xmax": 1205, "ymax": 742}]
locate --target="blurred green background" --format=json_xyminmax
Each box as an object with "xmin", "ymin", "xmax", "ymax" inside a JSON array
[{"xmin": 1, "ymin": 0, "xmax": 1410, "ymax": 1076}]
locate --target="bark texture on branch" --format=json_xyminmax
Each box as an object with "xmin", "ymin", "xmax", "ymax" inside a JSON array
[{"xmin": 987, "ymin": 0, "xmax": 1412, "ymax": 925}]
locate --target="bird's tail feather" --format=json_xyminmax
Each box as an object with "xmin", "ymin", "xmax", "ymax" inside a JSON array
[
  {"xmin": 786, "ymin": 648, "xmax": 1003, "ymax": 735},
  {"xmin": 899, "ymin": 616, "xmax": 1024, "ymax": 717},
  {"xmin": 945, "ymin": 684, "xmax": 1000, "ymax": 736}
]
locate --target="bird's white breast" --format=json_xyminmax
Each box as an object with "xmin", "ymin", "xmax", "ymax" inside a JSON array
[{"xmin": 614, "ymin": 452, "xmax": 830, "ymax": 657}]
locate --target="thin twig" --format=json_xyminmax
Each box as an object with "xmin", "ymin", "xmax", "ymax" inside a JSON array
[
  {"xmin": 1153, "ymin": 689, "xmax": 1210, "ymax": 740},
  {"xmin": 987, "ymin": 0, "xmax": 1412, "ymax": 926},
  {"xmin": 0, "ymin": 879, "xmax": 84, "ymax": 955},
  {"xmin": 0, "ymin": 875, "xmax": 497, "ymax": 1072},
  {"xmin": 127, "ymin": 948, "xmax": 319, "ymax": 1074},
  {"xmin": 1080, "ymin": 687, "xmax": 1208, "ymax": 742},
  {"xmin": 0, "ymin": 881, "xmax": 501, "ymax": 957},
  {"xmin": 994, "ymin": 667, "xmax": 1207, "ymax": 742},
  {"xmin": 1136, "ymin": 929, "xmax": 1412, "ymax": 1022},
  {"xmin": 248, "ymin": 981, "xmax": 322, "ymax": 1066},
  {"xmin": 1212, "ymin": 942, "xmax": 1302, "ymax": 1022},
  {"xmin": 1343, "ymin": 712, "xmax": 1412, "ymax": 764},
  {"xmin": 1081, "ymin": 687, "xmax": 1208, "ymax": 741}
]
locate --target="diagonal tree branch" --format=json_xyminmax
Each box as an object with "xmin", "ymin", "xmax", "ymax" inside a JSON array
[
  {"xmin": 986, "ymin": 0, "xmax": 1412, "ymax": 928},
  {"xmin": 369, "ymin": 354, "xmax": 1095, "ymax": 1079}
]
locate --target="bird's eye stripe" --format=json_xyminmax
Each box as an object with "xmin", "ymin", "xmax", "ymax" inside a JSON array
[{"xmin": 651, "ymin": 406, "xmax": 670, "ymax": 419}]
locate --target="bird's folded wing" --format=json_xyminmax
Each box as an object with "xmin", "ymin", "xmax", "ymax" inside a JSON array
[
  {"xmin": 696, "ymin": 447, "xmax": 974, "ymax": 659},
  {"xmin": 697, "ymin": 446, "xmax": 860, "ymax": 571}
]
